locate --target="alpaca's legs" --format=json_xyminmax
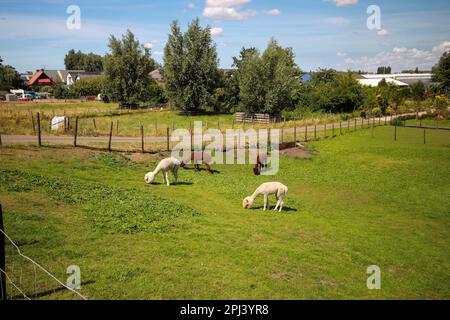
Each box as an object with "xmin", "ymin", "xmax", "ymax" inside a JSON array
[
  {"xmin": 274, "ymin": 200, "xmax": 280, "ymax": 211},
  {"xmin": 162, "ymin": 172, "xmax": 167, "ymax": 185},
  {"xmin": 278, "ymin": 200, "xmax": 284, "ymax": 212},
  {"xmin": 263, "ymin": 194, "xmax": 269, "ymax": 211},
  {"xmin": 274, "ymin": 194, "xmax": 280, "ymax": 211},
  {"xmin": 164, "ymin": 172, "xmax": 170, "ymax": 186},
  {"xmin": 205, "ymin": 163, "xmax": 212, "ymax": 173}
]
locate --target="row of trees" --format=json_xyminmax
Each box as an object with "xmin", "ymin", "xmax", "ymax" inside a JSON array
[
  {"xmin": 0, "ymin": 56, "xmax": 20, "ymax": 91},
  {"xmin": 64, "ymin": 49, "xmax": 104, "ymax": 72}
]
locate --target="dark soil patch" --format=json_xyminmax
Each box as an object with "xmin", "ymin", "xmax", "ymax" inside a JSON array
[{"xmin": 280, "ymin": 147, "xmax": 314, "ymax": 159}]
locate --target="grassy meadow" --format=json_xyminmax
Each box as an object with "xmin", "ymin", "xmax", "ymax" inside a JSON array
[
  {"xmin": 0, "ymin": 125, "xmax": 449, "ymax": 299},
  {"xmin": 1, "ymin": 101, "xmax": 371, "ymax": 137}
]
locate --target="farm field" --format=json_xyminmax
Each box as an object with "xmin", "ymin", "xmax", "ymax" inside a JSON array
[
  {"xmin": 0, "ymin": 101, "xmax": 380, "ymax": 137},
  {"xmin": 0, "ymin": 126, "xmax": 449, "ymax": 299}
]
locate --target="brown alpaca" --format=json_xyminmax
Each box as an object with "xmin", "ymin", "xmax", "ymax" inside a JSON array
[
  {"xmin": 181, "ymin": 151, "xmax": 213, "ymax": 173},
  {"xmin": 253, "ymin": 153, "xmax": 269, "ymax": 175}
]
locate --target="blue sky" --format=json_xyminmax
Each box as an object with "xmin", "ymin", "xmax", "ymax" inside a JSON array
[{"xmin": 1, "ymin": 0, "xmax": 449, "ymax": 73}]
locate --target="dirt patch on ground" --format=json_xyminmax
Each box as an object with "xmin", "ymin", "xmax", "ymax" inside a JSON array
[{"xmin": 280, "ymin": 147, "xmax": 314, "ymax": 159}]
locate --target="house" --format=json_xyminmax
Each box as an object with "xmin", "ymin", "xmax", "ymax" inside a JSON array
[
  {"xmin": 357, "ymin": 73, "xmax": 433, "ymax": 87},
  {"xmin": 19, "ymin": 72, "xmax": 34, "ymax": 87},
  {"xmin": 27, "ymin": 69, "xmax": 102, "ymax": 87},
  {"xmin": 27, "ymin": 69, "xmax": 55, "ymax": 87},
  {"xmin": 150, "ymin": 69, "xmax": 163, "ymax": 83},
  {"xmin": 66, "ymin": 71, "xmax": 103, "ymax": 85}
]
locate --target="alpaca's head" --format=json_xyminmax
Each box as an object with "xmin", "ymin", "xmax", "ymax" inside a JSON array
[
  {"xmin": 242, "ymin": 197, "xmax": 253, "ymax": 209},
  {"xmin": 144, "ymin": 172, "xmax": 155, "ymax": 184}
]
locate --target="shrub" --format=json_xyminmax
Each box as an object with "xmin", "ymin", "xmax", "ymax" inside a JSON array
[
  {"xmin": 386, "ymin": 106, "xmax": 394, "ymax": 115},
  {"xmin": 390, "ymin": 118, "xmax": 405, "ymax": 126},
  {"xmin": 371, "ymin": 107, "xmax": 382, "ymax": 117}
]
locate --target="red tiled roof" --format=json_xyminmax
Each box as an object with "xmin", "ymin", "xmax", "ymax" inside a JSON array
[{"xmin": 28, "ymin": 70, "xmax": 54, "ymax": 86}]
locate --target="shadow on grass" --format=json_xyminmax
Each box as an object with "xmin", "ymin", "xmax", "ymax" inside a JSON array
[
  {"xmin": 249, "ymin": 206, "xmax": 298, "ymax": 213},
  {"xmin": 147, "ymin": 181, "xmax": 194, "ymax": 186},
  {"xmin": 181, "ymin": 167, "xmax": 221, "ymax": 174},
  {"xmin": 11, "ymin": 279, "xmax": 95, "ymax": 300}
]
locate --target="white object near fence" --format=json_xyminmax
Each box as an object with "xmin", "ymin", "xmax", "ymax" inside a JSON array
[{"xmin": 51, "ymin": 116, "xmax": 67, "ymax": 131}]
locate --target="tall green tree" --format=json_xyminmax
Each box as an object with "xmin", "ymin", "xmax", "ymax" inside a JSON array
[
  {"xmin": 0, "ymin": 56, "xmax": 20, "ymax": 90},
  {"xmin": 163, "ymin": 19, "xmax": 220, "ymax": 112},
  {"xmin": 410, "ymin": 80, "xmax": 426, "ymax": 119},
  {"xmin": 235, "ymin": 39, "xmax": 302, "ymax": 116},
  {"xmin": 432, "ymin": 51, "xmax": 450, "ymax": 94},
  {"xmin": 103, "ymin": 30, "xmax": 156, "ymax": 107},
  {"xmin": 64, "ymin": 49, "xmax": 104, "ymax": 72}
]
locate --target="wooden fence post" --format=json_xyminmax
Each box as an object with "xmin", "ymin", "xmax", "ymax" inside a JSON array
[
  {"xmin": 73, "ymin": 116, "xmax": 79, "ymax": 147},
  {"xmin": 167, "ymin": 127, "xmax": 170, "ymax": 152},
  {"xmin": 108, "ymin": 121, "xmax": 113, "ymax": 151},
  {"xmin": 394, "ymin": 124, "xmax": 397, "ymax": 141},
  {"xmin": 324, "ymin": 123, "xmax": 327, "ymax": 138},
  {"xmin": 423, "ymin": 128, "xmax": 426, "ymax": 144},
  {"xmin": 340, "ymin": 121, "xmax": 342, "ymax": 135},
  {"xmin": 37, "ymin": 112, "xmax": 42, "ymax": 147},
  {"xmin": 31, "ymin": 113, "xmax": 36, "ymax": 134},
  {"xmin": 93, "ymin": 118, "xmax": 97, "ymax": 130},
  {"xmin": 281, "ymin": 127, "xmax": 284, "ymax": 144},
  {"xmin": 0, "ymin": 204, "xmax": 6, "ymax": 300},
  {"xmin": 141, "ymin": 125, "xmax": 145, "ymax": 153},
  {"xmin": 305, "ymin": 125, "xmax": 308, "ymax": 142},
  {"xmin": 116, "ymin": 120, "xmax": 119, "ymax": 135},
  {"xmin": 354, "ymin": 118, "xmax": 357, "ymax": 130},
  {"xmin": 294, "ymin": 125, "xmax": 297, "ymax": 142},
  {"xmin": 332, "ymin": 123, "xmax": 335, "ymax": 137},
  {"xmin": 314, "ymin": 124, "xmax": 317, "ymax": 140}
]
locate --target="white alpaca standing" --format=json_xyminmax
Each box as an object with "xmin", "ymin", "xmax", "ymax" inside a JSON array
[
  {"xmin": 144, "ymin": 157, "xmax": 181, "ymax": 186},
  {"xmin": 243, "ymin": 182, "xmax": 288, "ymax": 212}
]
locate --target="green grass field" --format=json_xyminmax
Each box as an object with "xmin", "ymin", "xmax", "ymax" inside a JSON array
[
  {"xmin": 0, "ymin": 126, "xmax": 449, "ymax": 299},
  {"xmin": 0, "ymin": 101, "xmax": 360, "ymax": 137}
]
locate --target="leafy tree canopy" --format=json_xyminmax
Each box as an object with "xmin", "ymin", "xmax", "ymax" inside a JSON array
[{"xmin": 103, "ymin": 30, "xmax": 157, "ymax": 106}]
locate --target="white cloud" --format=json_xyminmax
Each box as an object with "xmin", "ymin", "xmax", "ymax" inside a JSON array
[
  {"xmin": 187, "ymin": 3, "xmax": 196, "ymax": 9},
  {"xmin": 206, "ymin": 0, "xmax": 250, "ymax": 7},
  {"xmin": 432, "ymin": 41, "xmax": 450, "ymax": 52},
  {"xmin": 153, "ymin": 51, "xmax": 164, "ymax": 56},
  {"xmin": 337, "ymin": 52, "xmax": 347, "ymax": 57},
  {"xmin": 267, "ymin": 9, "xmax": 281, "ymax": 16},
  {"xmin": 377, "ymin": 29, "xmax": 392, "ymax": 36},
  {"xmin": 203, "ymin": 0, "xmax": 255, "ymax": 20},
  {"xmin": 326, "ymin": 0, "xmax": 358, "ymax": 7},
  {"xmin": 144, "ymin": 42, "xmax": 154, "ymax": 49},
  {"xmin": 342, "ymin": 40, "xmax": 450, "ymax": 72},
  {"xmin": 210, "ymin": 27, "xmax": 224, "ymax": 37},
  {"xmin": 393, "ymin": 47, "xmax": 407, "ymax": 54}
]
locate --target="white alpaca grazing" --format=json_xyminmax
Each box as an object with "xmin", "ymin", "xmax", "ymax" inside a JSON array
[
  {"xmin": 243, "ymin": 182, "xmax": 288, "ymax": 212},
  {"xmin": 145, "ymin": 157, "xmax": 181, "ymax": 186}
]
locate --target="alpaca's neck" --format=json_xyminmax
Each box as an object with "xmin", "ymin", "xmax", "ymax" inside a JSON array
[
  {"xmin": 250, "ymin": 190, "xmax": 262, "ymax": 201},
  {"xmin": 153, "ymin": 165, "xmax": 162, "ymax": 175}
]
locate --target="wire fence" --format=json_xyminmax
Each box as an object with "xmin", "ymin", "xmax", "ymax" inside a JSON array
[{"xmin": 0, "ymin": 205, "xmax": 87, "ymax": 300}]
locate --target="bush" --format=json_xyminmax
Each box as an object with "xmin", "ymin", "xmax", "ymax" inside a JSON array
[
  {"xmin": 386, "ymin": 106, "xmax": 394, "ymax": 115},
  {"xmin": 390, "ymin": 118, "xmax": 405, "ymax": 126},
  {"xmin": 371, "ymin": 107, "xmax": 382, "ymax": 117}
]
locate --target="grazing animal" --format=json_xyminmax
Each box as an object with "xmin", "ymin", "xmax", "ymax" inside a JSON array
[
  {"xmin": 253, "ymin": 154, "xmax": 269, "ymax": 175},
  {"xmin": 181, "ymin": 151, "xmax": 213, "ymax": 173},
  {"xmin": 145, "ymin": 157, "xmax": 181, "ymax": 186},
  {"xmin": 243, "ymin": 182, "xmax": 288, "ymax": 212}
]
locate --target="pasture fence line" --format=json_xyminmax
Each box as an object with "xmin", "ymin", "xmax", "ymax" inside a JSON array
[
  {"xmin": 2, "ymin": 112, "xmax": 448, "ymax": 153},
  {"xmin": 0, "ymin": 204, "xmax": 87, "ymax": 300}
]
